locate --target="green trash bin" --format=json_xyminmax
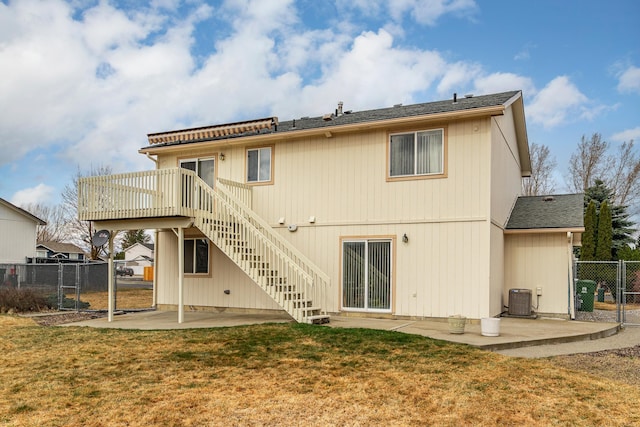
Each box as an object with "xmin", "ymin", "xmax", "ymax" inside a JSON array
[
  {"xmin": 577, "ymin": 280, "xmax": 597, "ymax": 312},
  {"xmin": 597, "ymin": 287, "xmax": 605, "ymax": 303}
]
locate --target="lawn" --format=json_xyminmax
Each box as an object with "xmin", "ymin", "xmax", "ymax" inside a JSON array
[
  {"xmin": 1, "ymin": 315, "xmax": 639, "ymax": 426},
  {"xmin": 80, "ymin": 288, "xmax": 153, "ymax": 311}
]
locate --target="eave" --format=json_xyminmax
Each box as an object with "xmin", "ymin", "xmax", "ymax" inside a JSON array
[
  {"xmin": 139, "ymin": 104, "xmax": 507, "ymax": 156},
  {"xmin": 504, "ymin": 227, "xmax": 585, "ymax": 235}
]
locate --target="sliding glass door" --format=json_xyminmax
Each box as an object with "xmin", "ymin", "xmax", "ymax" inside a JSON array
[{"xmin": 342, "ymin": 239, "xmax": 392, "ymax": 312}]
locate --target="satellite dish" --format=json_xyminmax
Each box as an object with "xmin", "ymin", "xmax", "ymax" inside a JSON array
[{"xmin": 92, "ymin": 230, "xmax": 111, "ymax": 246}]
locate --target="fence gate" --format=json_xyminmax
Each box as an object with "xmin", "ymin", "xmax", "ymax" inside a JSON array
[
  {"xmin": 621, "ymin": 261, "xmax": 640, "ymax": 326},
  {"xmin": 574, "ymin": 260, "xmax": 640, "ymax": 326}
]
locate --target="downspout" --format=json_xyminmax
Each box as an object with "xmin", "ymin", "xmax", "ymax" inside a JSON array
[
  {"xmin": 567, "ymin": 232, "xmax": 576, "ymax": 319},
  {"xmin": 145, "ymin": 152, "xmax": 159, "ymax": 166}
]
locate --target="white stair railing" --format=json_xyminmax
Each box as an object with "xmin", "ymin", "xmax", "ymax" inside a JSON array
[{"xmin": 78, "ymin": 168, "xmax": 331, "ymax": 323}]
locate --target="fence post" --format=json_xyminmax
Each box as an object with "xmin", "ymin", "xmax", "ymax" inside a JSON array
[
  {"xmin": 617, "ymin": 260, "xmax": 623, "ymax": 323},
  {"xmin": 57, "ymin": 264, "xmax": 64, "ymax": 310}
]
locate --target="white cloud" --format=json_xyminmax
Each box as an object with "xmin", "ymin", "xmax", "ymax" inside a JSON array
[
  {"xmin": 341, "ymin": 0, "xmax": 477, "ymax": 26},
  {"xmin": 617, "ymin": 65, "xmax": 640, "ymax": 94},
  {"xmin": 10, "ymin": 184, "xmax": 56, "ymax": 207},
  {"xmin": 473, "ymin": 72, "xmax": 535, "ymax": 97},
  {"xmin": 526, "ymin": 76, "xmax": 589, "ymax": 128},
  {"xmin": 611, "ymin": 127, "xmax": 640, "ymax": 143},
  {"xmin": 0, "ymin": 0, "xmax": 606, "ymax": 189}
]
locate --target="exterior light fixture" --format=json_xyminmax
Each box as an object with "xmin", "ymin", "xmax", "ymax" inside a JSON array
[
  {"xmin": 219, "ymin": 153, "xmax": 225, "ymax": 161},
  {"xmin": 402, "ymin": 233, "xmax": 409, "ymax": 243}
]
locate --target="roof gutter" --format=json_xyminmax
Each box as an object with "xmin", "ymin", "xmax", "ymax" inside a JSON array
[
  {"xmin": 504, "ymin": 227, "xmax": 585, "ymax": 235},
  {"xmin": 139, "ymin": 105, "xmax": 506, "ymax": 155}
]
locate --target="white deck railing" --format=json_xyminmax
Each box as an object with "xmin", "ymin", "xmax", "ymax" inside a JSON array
[
  {"xmin": 78, "ymin": 168, "xmax": 330, "ymax": 322},
  {"xmin": 78, "ymin": 168, "xmax": 191, "ymax": 220}
]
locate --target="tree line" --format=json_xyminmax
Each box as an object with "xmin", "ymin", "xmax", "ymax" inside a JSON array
[{"xmin": 524, "ymin": 133, "xmax": 639, "ymax": 261}]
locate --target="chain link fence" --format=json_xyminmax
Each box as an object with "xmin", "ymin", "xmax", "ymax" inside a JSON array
[
  {"xmin": 1, "ymin": 261, "xmax": 153, "ymax": 312},
  {"xmin": 574, "ymin": 261, "xmax": 640, "ymax": 325}
]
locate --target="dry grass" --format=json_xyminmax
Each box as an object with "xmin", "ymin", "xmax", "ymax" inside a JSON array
[
  {"xmin": 595, "ymin": 300, "xmax": 640, "ymax": 310},
  {"xmin": 82, "ymin": 289, "xmax": 153, "ymax": 310},
  {"xmin": 1, "ymin": 316, "xmax": 639, "ymax": 426}
]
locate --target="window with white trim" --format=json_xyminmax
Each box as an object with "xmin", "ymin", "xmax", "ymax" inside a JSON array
[
  {"xmin": 389, "ymin": 129, "xmax": 444, "ymax": 177},
  {"xmin": 184, "ymin": 238, "xmax": 209, "ymax": 274},
  {"xmin": 247, "ymin": 147, "xmax": 272, "ymax": 183}
]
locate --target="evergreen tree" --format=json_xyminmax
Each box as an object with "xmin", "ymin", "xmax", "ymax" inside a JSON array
[
  {"xmin": 584, "ymin": 180, "xmax": 635, "ymax": 259},
  {"xmin": 581, "ymin": 201, "xmax": 597, "ymax": 260},
  {"xmin": 595, "ymin": 201, "xmax": 613, "ymax": 261},
  {"xmin": 121, "ymin": 230, "xmax": 151, "ymax": 250}
]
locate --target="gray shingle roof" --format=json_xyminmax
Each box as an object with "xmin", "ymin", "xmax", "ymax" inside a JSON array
[
  {"xmin": 37, "ymin": 241, "xmax": 85, "ymax": 254},
  {"xmin": 145, "ymin": 91, "xmax": 521, "ymax": 148},
  {"xmin": 506, "ymin": 194, "xmax": 584, "ymax": 230}
]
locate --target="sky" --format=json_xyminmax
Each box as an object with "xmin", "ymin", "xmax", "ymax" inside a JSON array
[{"xmin": 1, "ymin": 0, "xmax": 639, "ymax": 209}]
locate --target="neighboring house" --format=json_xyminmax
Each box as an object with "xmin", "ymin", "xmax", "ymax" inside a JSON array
[
  {"xmin": 0, "ymin": 198, "xmax": 45, "ymax": 265},
  {"xmin": 123, "ymin": 242, "xmax": 154, "ymax": 275},
  {"xmin": 35, "ymin": 241, "xmax": 86, "ymax": 263},
  {"xmin": 78, "ymin": 91, "xmax": 584, "ymax": 323}
]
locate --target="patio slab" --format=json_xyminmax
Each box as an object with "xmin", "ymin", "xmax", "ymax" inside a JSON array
[{"xmin": 58, "ymin": 310, "xmax": 635, "ymax": 357}]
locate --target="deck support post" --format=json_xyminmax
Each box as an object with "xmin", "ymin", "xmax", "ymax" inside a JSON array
[
  {"xmin": 178, "ymin": 227, "xmax": 184, "ymax": 324},
  {"xmin": 107, "ymin": 230, "xmax": 117, "ymax": 322}
]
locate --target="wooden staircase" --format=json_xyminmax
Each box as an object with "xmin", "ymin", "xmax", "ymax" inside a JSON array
[
  {"xmin": 77, "ymin": 168, "xmax": 331, "ymax": 324},
  {"xmin": 192, "ymin": 175, "xmax": 330, "ymax": 324}
]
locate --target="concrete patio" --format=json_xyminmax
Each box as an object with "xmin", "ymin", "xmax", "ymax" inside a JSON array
[{"xmin": 58, "ymin": 309, "xmax": 635, "ymax": 356}]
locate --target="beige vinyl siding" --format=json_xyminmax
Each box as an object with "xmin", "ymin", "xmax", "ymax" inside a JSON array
[
  {"xmin": 489, "ymin": 224, "xmax": 505, "ymax": 317},
  {"xmin": 155, "ymin": 230, "xmax": 282, "ymax": 311},
  {"xmin": 490, "ymin": 107, "xmax": 523, "ymax": 227},
  {"xmin": 0, "ymin": 205, "xmax": 39, "ymax": 264},
  {"xmin": 242, "ymin": 119, "xmax": 491, "ymax": 318},
  {"xmin": 488, "ymin": 105, "xmax": 526, "ymax": 317},
  {"xmin": 153, "ymin": 115, "xmax": 514, "ymax": 318},
  {"xmin": 504, "ymin": 233, "xmax": 571, "ymax": 317}
]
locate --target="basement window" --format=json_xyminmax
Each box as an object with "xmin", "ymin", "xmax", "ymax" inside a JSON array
[{"xmin": 184, "ymin": 238, "xmax": 209, "ymax": 274}]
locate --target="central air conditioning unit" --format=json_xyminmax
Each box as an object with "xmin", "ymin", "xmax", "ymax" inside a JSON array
[{"xmin": 508, "ymin": 288, "xmax": 532, "ymax": 316}]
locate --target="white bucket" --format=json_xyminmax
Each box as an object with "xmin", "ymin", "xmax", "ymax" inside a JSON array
[{"xmin": 481, "ymin": 317, "xmax": 501, "ymax": 337}]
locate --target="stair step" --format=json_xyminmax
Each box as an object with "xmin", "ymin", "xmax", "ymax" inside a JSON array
[{"xmin": 305, "ymin": 314, "xmax": 331, "ymax": 325}]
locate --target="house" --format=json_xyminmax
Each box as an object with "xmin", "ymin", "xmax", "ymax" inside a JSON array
[
  {"xmin": 0, "ymin": 198, "xmax": 45, "ymax": 265},
  {"xmin": 35, "ymin": 241, "xmax": 86, "ymax": 263},
  {"xmin": 123, "ymin": 242, "xmax": 154, "ymax": 275},
  {"xmin": 78, "ymin": 90, "xmax": 584, "ymax": 323}
]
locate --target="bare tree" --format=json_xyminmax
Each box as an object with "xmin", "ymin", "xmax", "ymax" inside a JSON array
[
  {"xmin": 566, "ymin": 133, "xmax": 609, "ymax": 193},
  {"xmin": 20, "ymin": 203, "xmax": 68, "ymax": 243},
  {"xmin": 61, "ymin": 165, "xmax": 115, "ymax": 260},
  {"xmin": 522, "ymin": 143, "xmax": 557, "ymax": 195},
  {"xmin": 605, "ymin": 140, "xmax": 640, "ymax": 210}
]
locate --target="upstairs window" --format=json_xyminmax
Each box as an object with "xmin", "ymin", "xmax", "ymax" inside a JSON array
[
  {"xmin": 389, "ymin": 129, "xmax": 444, "ymax": 178},
  {"xmin": 247, "ymin": 146, "xmax": 272, "ymax": 184}
]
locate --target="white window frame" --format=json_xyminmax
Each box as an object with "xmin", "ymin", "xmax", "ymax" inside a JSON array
[
  {"xmin": 246, "ymin": 146, "xmax": 273, "ymax": 184},
  {"xmin": 388, "ymin": 128, "xmax": 445, "ymax": 179},
  {"xmin": 341, "ymin": 238, "xmax": 393, "ymax": 313}
]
